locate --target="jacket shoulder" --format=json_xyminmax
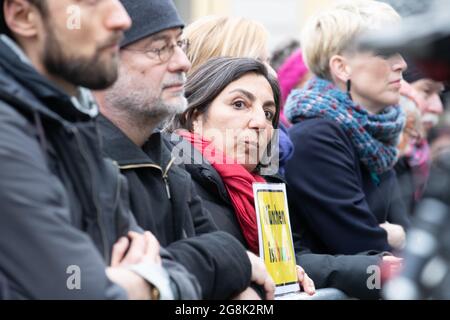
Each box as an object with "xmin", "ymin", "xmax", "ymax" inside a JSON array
[
  {"xmin": 289, "ymin": 118, "xmax": 357, "ymax": 163},
  {"xmin": 290, "ymin": 118, "xmax": 353, "ymax": 147},
  {"xmin": 0, "ymin": 99, "xmax": 33, "ymax": 129}
]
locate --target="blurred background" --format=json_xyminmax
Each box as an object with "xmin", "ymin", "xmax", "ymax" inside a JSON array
[
  {"xmin": 173, "ymin": 0, "xmax": 334, "ymax": 50},
  {"xmin": 174, "ymin": 0, "xmax": 449, "ymax": 121},
  {"xmin": 173, "ymin": 0, "xmax": 438, "ymax": 49}
]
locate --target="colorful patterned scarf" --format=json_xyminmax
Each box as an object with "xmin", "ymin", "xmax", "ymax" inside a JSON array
[{"xmin": 285, "ymin": 77, "xmax": 405, "ymax": 179}]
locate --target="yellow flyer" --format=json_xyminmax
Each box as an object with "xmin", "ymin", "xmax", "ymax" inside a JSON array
[{"xmin": 253, "ymin": 183, "xmax": 300, "ymax": 296}]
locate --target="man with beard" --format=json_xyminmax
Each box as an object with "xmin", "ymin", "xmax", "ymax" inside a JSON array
[
  {"xmin": 94, "ymin": 0, "xmax": 276, "ymax": 300},
  {"xmin": 0, "ymin": 0, "xmax": 201, "ymax": 299},
  {"xmin": 404, "ymin": 65, "xmax": 446, "ymax": 134},
  {"xmin": 390, "ymin": 62, "xmax": 446, "ymax": 217}
]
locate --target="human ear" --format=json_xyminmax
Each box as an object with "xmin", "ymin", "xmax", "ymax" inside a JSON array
[
  {"xmin": 3, "ymin": 0, "xmax": 41, "ymax": 38},
  {"xmin": 329, "ymin": 55, "xmax": 352, "ymax": 83}
]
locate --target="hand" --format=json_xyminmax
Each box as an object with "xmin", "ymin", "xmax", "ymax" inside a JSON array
[
  {"xmin": 379, "ymin": 222, "xmax": 406, "ymax": 250},
  {"xmin": 111, "ymin": 231, "xmax": 162, "ymax": 267},
  {"xmin": 246, "ymin": 251, "xmax": 275, "ymax": 300},
  {"xmin": 296, "ymin": 265, "xmax": 315, "ymax": 295},
  {"xmin": 107, "ymin": 231, "xmax": 162, "ymax": 300},
  {"xmin": 232, "ymin": 287, "xmax": 262, "ymax": 300},
  {"xmin": 106, "ymin": 267, "xmax": 152, "ymax": 300},
  {"xmin": 380, "ymin": 255, "xmax": 403, "ymax": 283}
]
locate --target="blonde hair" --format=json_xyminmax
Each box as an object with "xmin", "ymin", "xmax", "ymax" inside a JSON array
[
  {"xmin": 301, "ymin": 0, "xmax": 401, "ymax": 80},
  {"xmin": 183, "ymin": 16, "xmax": 269, "ymax": 74}
]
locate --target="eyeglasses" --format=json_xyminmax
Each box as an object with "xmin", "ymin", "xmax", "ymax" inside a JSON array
[{"xmin": 124, "ymin": 39, "xmax": 190, "ymax": 63}]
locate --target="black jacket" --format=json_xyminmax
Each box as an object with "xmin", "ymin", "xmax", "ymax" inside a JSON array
[
  {"xmin": 98, "ymin": 116, "xmax": 252, "ymax": 300},
  {"xmin": 285, "ymin": 118, "xmax": 409, "ymax": 255},
  {"xmin": 183, "ymin": 141, "xmax": 385, "ymax": 299},
  {"xmin": 0, "ymin": 271, "xmax": 8, "ymax": 300},
  {"xmin": 0, "ymin": 36, "xmax": 200, "ymax": 299},
  {"xmin": 393, "ymin": 156, "xmax": 417, "ymax": 217}
]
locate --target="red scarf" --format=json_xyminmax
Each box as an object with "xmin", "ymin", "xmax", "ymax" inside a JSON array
[{"xmin": 178, "ymin": 130, "xmax": 265, "ymax": 254}]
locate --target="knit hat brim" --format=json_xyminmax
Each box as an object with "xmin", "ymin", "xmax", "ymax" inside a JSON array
[{"xmin": 120, "ymin": 0, "xmax": 184, "ymax": 48}]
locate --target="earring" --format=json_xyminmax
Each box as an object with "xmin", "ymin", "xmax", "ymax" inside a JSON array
[{"xmin": 346, "ymin": 79, "xmax": 353, "ymax": 101}]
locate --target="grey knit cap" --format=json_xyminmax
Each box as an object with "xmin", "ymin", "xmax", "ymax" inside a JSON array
[{"xmin": 120, "ymin": 0, "xmax": 184, "ymax": 48}]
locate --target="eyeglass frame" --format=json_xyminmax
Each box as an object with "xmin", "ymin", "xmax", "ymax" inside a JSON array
[{"xmin": 122, "ymin": 38, "xmax": 190, "ymax": 63}]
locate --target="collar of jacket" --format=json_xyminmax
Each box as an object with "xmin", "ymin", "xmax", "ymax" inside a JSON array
[
  {"xmin": 0, "ymin": 35, "xmax": 97, "ymax": 124},
  {"xmin": 186, "ymin": 158, "xmax": 231, "ymax": 204},
  {"xmin": 97, "ymin": 114, "xmax": 175, "ymax": 173},
  {"xmin": 184, "ymin": 147, "xmax": 287, "ymax": 204}
]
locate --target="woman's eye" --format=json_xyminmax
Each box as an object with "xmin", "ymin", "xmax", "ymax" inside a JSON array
[
  {"xmin": 233, "ymin": 101, "xmax": 246, "ymax": 109},
  {"xmin": 265, "ymin": 110, "xmax": 274, "ymax": 120}
]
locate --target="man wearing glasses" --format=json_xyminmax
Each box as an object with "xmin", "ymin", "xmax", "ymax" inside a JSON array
[{"xmin": 94, "ymin": 0, "xmax": 275, "ymax": 300}]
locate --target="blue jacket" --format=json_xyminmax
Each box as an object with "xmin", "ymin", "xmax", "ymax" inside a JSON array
[{"xmin": 285, "ymin": 118, "xmax": 408, "ymax": 255}]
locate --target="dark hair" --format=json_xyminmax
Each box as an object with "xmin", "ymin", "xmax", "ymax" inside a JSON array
[
  {"xmin": 176, "ymin": 56, "xmax": 281, "ymax": 132},
  {"xmin": 1, "ymin": 0, "xmax": 47, "ymax": 37}
]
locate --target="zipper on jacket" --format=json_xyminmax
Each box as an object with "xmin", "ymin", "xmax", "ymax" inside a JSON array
[
  {"xmin": 119, "ymin": 157, "xmax": 176, "ymax": 200},
  {"xmin": 71, "ymin": 126, "xmax": 110, "ymax": 263}
]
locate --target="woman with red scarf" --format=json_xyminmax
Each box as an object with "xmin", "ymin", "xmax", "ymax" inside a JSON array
[
  {"xmin": 169, "ymin": 56, "xmax": 404, "ymax": 299},
  {"xmin": 171, "ymin": 57, "xmax": 315, "ymax": 297}
]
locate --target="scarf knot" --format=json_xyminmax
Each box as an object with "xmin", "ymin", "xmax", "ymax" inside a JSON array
[{"xmin": 284, "ymin": 77, "xmax": 405, "ymax": 177}]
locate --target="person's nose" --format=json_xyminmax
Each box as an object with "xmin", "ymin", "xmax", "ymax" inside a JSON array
[
  {"xmin": 392, "ymin": 54, "xmax": 408, "ymax": 74},
  {"xmin": 167, "ymin": 46, "xmax": 191, "ymax": 74},
  {"xmin": 248, "ymin": 107, "xmax": 268, "ymax": 130},
  {"xmin": 105, "ymin": 0, "xmax": 132, "ymax": 32},
  {"xmin": 426, "ymin": 93, "xmax": 444, "ymax": 115}
]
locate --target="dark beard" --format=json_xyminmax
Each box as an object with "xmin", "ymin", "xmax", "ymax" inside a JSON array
[{"xmin": 43, "ymin": 26, "xmax": 119, "ymax": 90}]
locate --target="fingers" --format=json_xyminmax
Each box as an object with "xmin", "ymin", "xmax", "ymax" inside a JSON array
[
  {"xmin": 382, "ymin": 255, "xmax": 403, "ymax": 263},
  {"xmin": 111, "ymin": 237, "xmax": 129, "ymax": 267},
  {"xmin": 303, "ymin": 273, "xmax": 316, "ymax": 296},
  {"xmin": 385, "ymin": 256, "xmax": 403, "ymax": 275},
  {"xmin": 296, "ymin": 265, "xmax": 305, "ymax": 283},
  {"xmin": 247, "ymin": 251, "xmax": 267, "ymax": 283},
  {"xmin": 111, "ymin": 231, "xmax": 162, "ymax": 267},
  {"xmin": 143, "ymin": 231, "xmax": 161, "ymax": 266},
  {"xmin": 120, "ymin": 231, "xmax": 147, "ymax": 265},
  {"xmin": 297, "ymin": 266, "xmax": 315, "ymax": 295},
  {"xmin": 263, "ymin": 275, "xmax": 275, "ymax": 300},
  {"xmin": 106, "ymin": 267, "xmax": 152, "ymax": 300},
  {"xmin": 246, "ymin": 251, "xmax": 275, "ymax": 300},
  {"xmin": 381, "ymin": 255, "xmax": 404, "ymax": 281}
]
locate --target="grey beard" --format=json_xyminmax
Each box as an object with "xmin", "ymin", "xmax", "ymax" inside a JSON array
[
  {"xmin": 105, "ymin": 90, "xmax": 187, "ymax": 128},
  {"xmin": 143, "ymin": 96, "xmax": 187, "ymax": 120}
]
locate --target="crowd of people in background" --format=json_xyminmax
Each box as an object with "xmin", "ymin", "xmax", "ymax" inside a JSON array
[{"xmin": 0, "ymin": 0, "xmax": 448, "ymax": 300}]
